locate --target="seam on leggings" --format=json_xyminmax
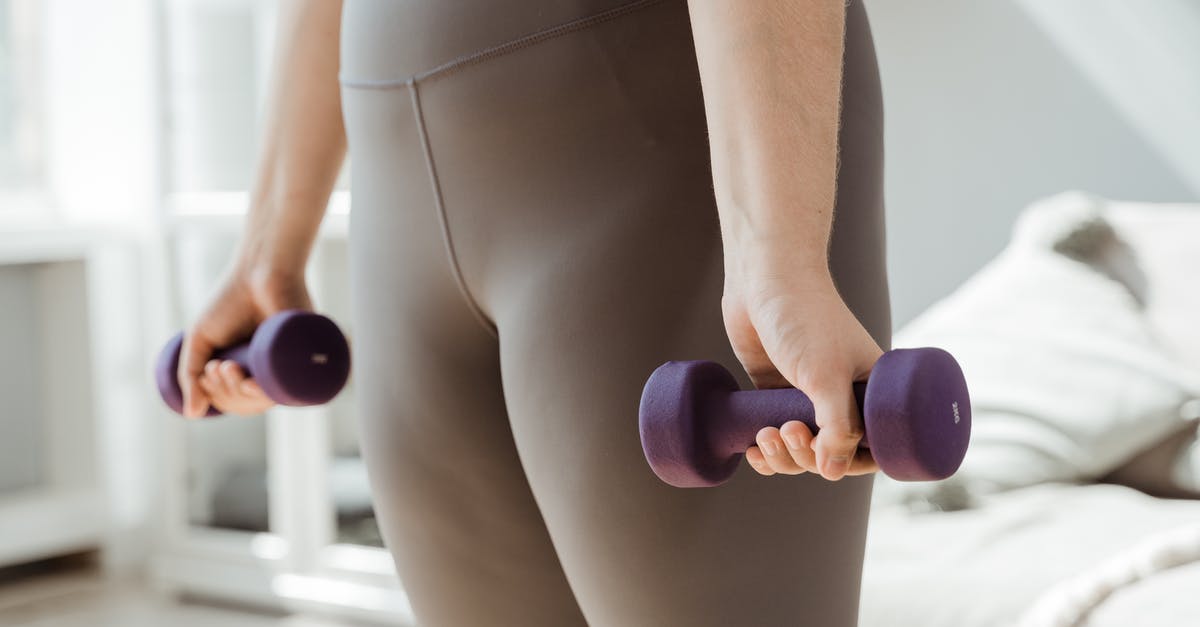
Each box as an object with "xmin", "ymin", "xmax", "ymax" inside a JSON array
[
  {"xmin": 408, "ymin": 79, "xmax": 499, "ymax": 339},
  {"xmin": 339, "ymin": 0, "xmax": 664, "ymax": 89}
]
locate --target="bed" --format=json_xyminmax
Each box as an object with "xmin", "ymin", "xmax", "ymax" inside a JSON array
[{"xmin": 860, "ymin": 192, "xmax": 1200, "ymax": 627}]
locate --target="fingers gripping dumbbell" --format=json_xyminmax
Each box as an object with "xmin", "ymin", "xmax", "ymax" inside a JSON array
[
  {"xmin": 639, "ymin": 347, "xmax": 971, "ymax": 487},
  {"xmin": 155, "ymin": 310, "xmax": 351, "ymax": 417}
]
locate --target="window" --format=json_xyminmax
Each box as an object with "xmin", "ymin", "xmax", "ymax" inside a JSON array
[{"xmin": 0, "ymin": 0, "xmax": 43, "ymax": 204}]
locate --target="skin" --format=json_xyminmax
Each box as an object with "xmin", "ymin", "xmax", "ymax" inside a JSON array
[
  {"xmin": 177, "ymin": 0, "xmax": 345, "ymax": 419},
  {"xmin": 687, "ymin": 0, "xmax": 883, "ymax": 480},
  {"xmin": 179, "ymin": 0, "xmax": 882, "ymax": 482}
]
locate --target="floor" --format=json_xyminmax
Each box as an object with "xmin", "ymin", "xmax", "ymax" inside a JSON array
[{"xmin": 0, "ymin": 557, "xmax": 369, "ymax": 627}]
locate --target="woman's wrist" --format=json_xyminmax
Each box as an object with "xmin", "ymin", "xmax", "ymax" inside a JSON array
[
  {"xmin": 232, "ymin": 220, "xmax": 310, "ymax": 298},
  {"xmin": 233, "ymin": 187, "xmax": 326, "ymax": 284},
  {"xmin": 236, "ymin": 256, "xmax": 305, "ymax": 297},
  {"xmin": 723, "ymin": 230, "xmax": 834, "ymax": 292}
]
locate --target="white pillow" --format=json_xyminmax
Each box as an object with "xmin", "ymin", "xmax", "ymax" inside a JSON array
[{"xmin": 874, "ymin": 192, "xmax": 1200, "ymax": 509}]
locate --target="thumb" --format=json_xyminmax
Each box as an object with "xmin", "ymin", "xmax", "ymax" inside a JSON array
[
  {"xmin": 178, "ymin": 330, "xmax": 214, "ymax": 418},
  {"xmin": 807, "ymin": 380, "xmax": 864, "ymax": 481},
  {"xmin": 806, "ymin": 339, "xmax": 883, "ymax": 480}
]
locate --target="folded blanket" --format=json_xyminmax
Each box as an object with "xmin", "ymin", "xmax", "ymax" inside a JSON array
[
  {"xmin": 1018, "ymin": 522, "xmax": 1200, "ymax": 627},
  {"xmin": 873, "ymin": 191, "xmax": 1200, "ymax": 511},
  {"xmin": 862, "ymin": 483, "xmax": 1200, "ymax": 627}
]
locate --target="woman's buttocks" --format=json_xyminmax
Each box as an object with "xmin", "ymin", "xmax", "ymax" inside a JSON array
[{"xmin": 340, "ymin": 0, "xmax": 659, "ymax": 84}]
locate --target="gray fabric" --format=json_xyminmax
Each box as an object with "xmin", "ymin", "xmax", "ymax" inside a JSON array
[{"xmin": 339, "ymin": 0, "xmax": 889, "ymax": 625}]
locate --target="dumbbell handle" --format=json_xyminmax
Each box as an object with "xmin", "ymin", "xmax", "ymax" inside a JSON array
[
  {"xmin": 707, "ymin": 382, "xmax": 869, "ymax": 458},
  {"xmin": 204, "ymin": 338, "xmax": 339, "ymax": 378},
  {"xmin": 207, "ymin": 342, "xmax": 252, "ymax": 375}
]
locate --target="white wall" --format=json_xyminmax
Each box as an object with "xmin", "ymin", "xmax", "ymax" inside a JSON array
[{"xmin": 864, "ymin": 0, "xmax": 1199, "ymax": 326}]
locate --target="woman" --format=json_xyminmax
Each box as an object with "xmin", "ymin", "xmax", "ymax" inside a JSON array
[{"xmin": 177, "ymin": 0, "xmax": 889, "ymax": 625}]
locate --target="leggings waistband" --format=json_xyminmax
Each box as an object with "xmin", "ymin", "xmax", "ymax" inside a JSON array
[{"xmin": 339, "ymin": 0, "xmax": 666, "ymax": 89}]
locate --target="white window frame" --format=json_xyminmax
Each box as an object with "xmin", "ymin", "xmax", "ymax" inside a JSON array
[
  {"xmin": 153, "ymin": 196, "xmax": 417, "ymax": 625},
  {"xmin": 148, "ymin": 1, "xmax": 411, "ymax": 618}
]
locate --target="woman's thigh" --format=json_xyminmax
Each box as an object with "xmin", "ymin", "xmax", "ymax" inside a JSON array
[
  {"xmin": 339, "ymin": 2, "xmax": 633, "ymax": 621},
  {"xmin": 421, "ymin": 1, "xmax": 888, "ymax": 625},
  {"xmin": 340, "ymin": 84, "xmax": 589, "ymax": 625},
  {"xmin": 343, "ymin": 0, "xmax": 888, "ymax": 623}
]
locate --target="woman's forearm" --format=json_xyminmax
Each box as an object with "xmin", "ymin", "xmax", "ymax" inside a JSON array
[
  {"xmin": 685, "ymin": 0, "xmax": 846, "ymax": 279},
  {"xmin": 236, "ymin": 0, "xmax": 347, "ymax": 287}
]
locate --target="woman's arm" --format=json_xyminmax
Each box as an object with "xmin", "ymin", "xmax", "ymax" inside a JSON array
[
  {"xmin": 686, "ymin": 0, "xmax": 883, "ymax": 480},
  {"xmin": 237, "ymin": 0, "xmax": 347, "ymax": 289},
  {"xmin": 687, "ymin": 0, "xmax": 843, "ymax": 268},
  {"xmin": 178, "ymin": 0, "xmax": 347, "ymax": 418}
]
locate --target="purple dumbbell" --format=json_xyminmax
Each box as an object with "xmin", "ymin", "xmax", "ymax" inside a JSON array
[
  {"xmin": 154, "ymin": 310, "xmax": 351, "ymax": 417},
  {"xmin": 639, "ymin": 347, "xmax": 971, "ymax": 487}
]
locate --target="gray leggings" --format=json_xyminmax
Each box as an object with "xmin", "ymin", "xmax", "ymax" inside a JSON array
[{"xmin": 339, "ymin": 0, "xmax": 889, "ymax": 625}]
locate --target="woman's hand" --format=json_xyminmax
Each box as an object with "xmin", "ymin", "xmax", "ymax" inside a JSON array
[
  {"xmin": 176, "ymin": 267, "xmax": 312, "ymax": 418},
  {"xmin": 171, "ymin": 0, "xmax": 346, "ymax": 418},
  {"xmin": 723, "ymin": 253, "xmax": 883, "ymax": 481},
  {"xmin": 685, "ymin": 0, "xmax": 872, "ymax": 480}
]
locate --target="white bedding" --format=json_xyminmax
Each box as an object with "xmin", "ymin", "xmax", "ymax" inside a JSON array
[
  {"xmin": 862, "ymin": 193, "xmax": 1200, "ymax": 626},
  {"xmin": 876, "ymin": 191, "xmax": 1200, "ymax": 507},
  {"xmin": 862, "ymin": 483, "xmax": 1200, "ymax": 627},
  {"xmin": 1021, "ymin": 519, "xmax": 1200, "ymax": 626},
  {"xmin": 1086, "ymin": 560, "xmax": 1200, "ymax": 627}
]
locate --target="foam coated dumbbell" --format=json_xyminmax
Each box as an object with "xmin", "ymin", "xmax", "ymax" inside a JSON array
[
  {"xmin": 639, "ymin": 347, "xmax": 971, "ymax": 487},
  {"xmin": 154, "ymin": 310, "xmax": 351, "ymax": 417}
]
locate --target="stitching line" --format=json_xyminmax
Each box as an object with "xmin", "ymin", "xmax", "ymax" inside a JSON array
[
  {"xmin": 340, "ymin": 0, "xmax": 664, "ymax": 89},
  {"xmin": 408, "ymin": 79, "xmax": 499, "ymax": 338}
]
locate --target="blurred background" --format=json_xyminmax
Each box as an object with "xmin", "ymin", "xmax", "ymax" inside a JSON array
[{"xmin": 0, "ymin": 0, "xmax": 1197, "ymax": 626}]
